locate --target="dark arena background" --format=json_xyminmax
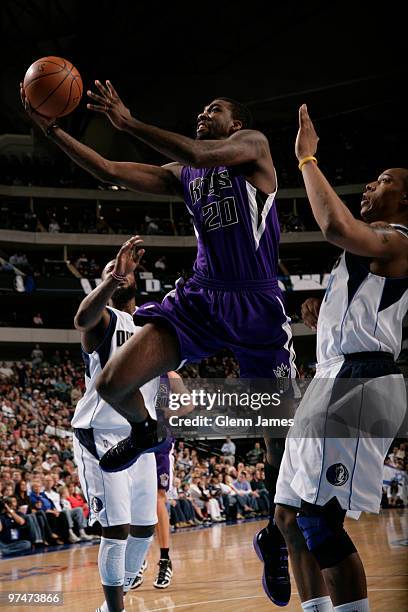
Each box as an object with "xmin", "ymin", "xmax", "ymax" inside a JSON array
[{"xmin": 0, "ymin": 1, "xmax": 407, "ymax": 611}]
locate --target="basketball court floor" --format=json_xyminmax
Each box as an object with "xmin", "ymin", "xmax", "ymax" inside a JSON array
[{"xmin": 1, "ymin": 511, "xmax": 407, "ymax": 611}]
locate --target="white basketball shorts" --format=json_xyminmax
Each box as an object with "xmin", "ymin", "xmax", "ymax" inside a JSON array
[
  {"xmin": 275, "ymin": 352, "xmax": 406, "ymax": 514},
  {"xmin": 73, "ymin": 427, "xmax": 157, "ymax": 527}
]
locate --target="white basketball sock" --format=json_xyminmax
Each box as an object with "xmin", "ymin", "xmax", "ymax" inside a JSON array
[
  {"xmin": 97, "ymin": 605, "xmax": 126, "ymax": 612},
  {"xmin": 97, "ymin": 603, "xmax": 108, "ymax": 612},
  {"xmin": 334, "ymin": 599, "xmax": 369, "ymax": 612},
  {"xmin": 302, "ymin": 596, "xmax": 334, "ymax": 611},
  {"xmin": 98, "ymin": 537, "xmax": 127, "ymax": 586},
  {"xmin": 123, "ymin": 534, "xmax": 153, "ymax": 592}
]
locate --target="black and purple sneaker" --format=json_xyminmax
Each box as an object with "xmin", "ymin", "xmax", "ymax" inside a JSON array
[
  {"xmin": 253, "ymin": 526, "xmax": 291, "ymax": 607},
  {"xmin": 99, "ymin": 416, "xmax": 169, "ymax": 473}
]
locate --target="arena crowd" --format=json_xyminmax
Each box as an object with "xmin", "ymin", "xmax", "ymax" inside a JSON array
[{"xmin": 0, "ymin": 354, "xmax": 406, "ymax": 558}]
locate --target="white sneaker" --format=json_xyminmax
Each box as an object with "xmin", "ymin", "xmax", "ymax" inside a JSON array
[
  {"xmin": 68, "ymin": 530, "xmax": 80, "ymax": 543},
  {"xmin": 79, "ymin": 529, "xmax": 93, "ymax": 541}
]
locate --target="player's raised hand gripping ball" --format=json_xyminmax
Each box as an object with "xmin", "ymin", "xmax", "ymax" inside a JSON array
[{"xmin": 23, "ymin": 56, "xmax": 83, "ymax": 118}]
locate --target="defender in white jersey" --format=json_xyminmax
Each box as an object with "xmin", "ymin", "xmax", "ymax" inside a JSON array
[
  {"xmin": 72, "ymin": 236, "xmax": 158, "ymax": 612},
  {"xmin": 274, "ymin": 106, "xmax": 408, "ymax": 612}
]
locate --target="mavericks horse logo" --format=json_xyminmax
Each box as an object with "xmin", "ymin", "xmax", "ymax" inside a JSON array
[{"xmin": 326, "ymin": 463, "xmax": 349, "ymax": 486}]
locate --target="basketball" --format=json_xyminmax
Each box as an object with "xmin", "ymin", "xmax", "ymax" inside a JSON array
[{"xmin": 23, "ymin": 56, "xmax": 83, "ymax": 118}]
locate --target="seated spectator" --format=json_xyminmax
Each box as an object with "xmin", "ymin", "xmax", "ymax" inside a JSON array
[
  {"xmin": 167, "ymin": 478, "xmax": 198, "ymax": 528},
  {"xmin": 66, "ymin": 482, "xmax": 89, "ymax": 518},
  {"xmin": 0, "ymin": 497, "xmax": 31, "ymax": 557},
  {"xmin": 232, "ymin": 472, "xmax": 257, "ymax": 516},
  {"xmin": 0, "ymin": 362, "xmax": 14, "ymax": 381},
  {"xmin": 201, "ymin": 476, "xmax": 223, "ymax": 522},
  {"xmin": 188, "ymin": 476, "xmax": 211, "ymax": 523},
  {"xmin": 6, "ymin": 494, "xmax": 45, "ymax": 547},
  {"xmin": 221, "ymin": 437, "xmax": 236, "ymax": 465},
  {"xmin": 48, "ymin": 218, "xmax": 60, "ymax": 233},
  {"xmin": 250, "ymin": 469, "xmax": 269, "ymax": 516},
  {"xmin": 387, "ymin": 478, "xmax": 404, "ymax": 507},
  {"xmin": 29, "ymin": 480, "xmax": 70, "ymax": 543},
  {"xmin": 246, "ymin": 442, "xmax": 265, "ymax": 466},
  {"xmin": 59, "ymin": 486, "xmax": 93, "ymax": 539}
]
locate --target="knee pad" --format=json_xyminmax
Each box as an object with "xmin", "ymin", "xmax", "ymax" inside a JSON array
[
  {"xmin": 130, "ymin": 524, "xmax": 155, "ymax": 538},
  {"xmin": 98, "ymin": 537, "xmax": 127, "ymax": 586},
  {"xmin": 296, "ymin": 499, "xmax": 356, "ymax": 569}
]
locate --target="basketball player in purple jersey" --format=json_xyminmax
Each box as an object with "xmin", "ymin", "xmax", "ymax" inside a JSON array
[{"xmin": 21, "ymin": 82, "xmax": 295, "ymax": 605}]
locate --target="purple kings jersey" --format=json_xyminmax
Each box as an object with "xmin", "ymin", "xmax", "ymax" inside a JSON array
[{"xmin": 181, "ymin": 165, "xmax": 280, "ymax": 281}]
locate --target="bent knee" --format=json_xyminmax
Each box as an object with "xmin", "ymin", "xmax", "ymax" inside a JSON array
[{"xmin": 96, "ymin": 371, "xmax": 126, "ymax": 404}]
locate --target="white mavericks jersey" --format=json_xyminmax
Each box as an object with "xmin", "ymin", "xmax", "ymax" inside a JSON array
[
  {"xmin": 317, "ymin": 224, "xmax": 408, "ymax": 364},
  {"xmin": 71, "ymin": 306, "xmax": 159, "ymax": 430}
]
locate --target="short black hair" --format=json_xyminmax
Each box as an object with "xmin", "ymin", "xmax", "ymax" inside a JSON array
[{"xmin": 217, "ymin": 97, "xmax": 253, "ymax": 129}]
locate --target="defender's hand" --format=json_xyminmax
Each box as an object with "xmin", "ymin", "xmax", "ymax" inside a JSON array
[
  {"xmin": 301, "ymin": 297, "xmax": 322, "ymax": 330},
  {"xmin": 113, "ymin": 235, "xmax": 145, "ymax": 278},
  {"xmin": 87, "ymin": 80, "xmax": 132, "ymax": 131},
  {"xmin": 295, "ymin": 104, "xmax": 319, "ymax": 161}
]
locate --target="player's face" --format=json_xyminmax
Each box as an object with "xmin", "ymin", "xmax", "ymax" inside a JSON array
[
  {"xmin": 361, "ymin": 168, "xmax": 408, "ymax": 221},
  {"xmin": 102, "ymin": 261, "xmax": 136, "ymax": 304},
  {"xmin": 196, "ymin": 99, "xmax": 239, "ymax": 140}
]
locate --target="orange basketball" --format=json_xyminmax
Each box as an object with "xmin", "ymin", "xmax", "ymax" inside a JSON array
[{"xmin": 23, "ymin": 56, "xmax": 83, "ymax": 118}]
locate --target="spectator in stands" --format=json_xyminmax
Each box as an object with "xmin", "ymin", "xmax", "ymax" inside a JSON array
[
  {"xmin": 250, "ymin": 469, "xmax": 269, "ymax": 515},
  {"xmin": 74, "ymin": 253, "xmax": 89, "ymax": 276},
  {"xmin": 387, "ymin": 479, "xmax": 404, "ymax": 507},
  {"xmin": 6, "ymin": 494, "xmax": 46, "ymax": 547},
  {"xmin": 188, "ymin": 476, "xmax": 211, "ymax": 523},
  {"xmin": 145, "ymin": 214, "xmax": 160, "ymax": 234},
  {"xmin": 32, "ymin": 313, "xmax": 44, "ymax": 327},
  {"xmin": 66, "ymin": 482, "xmax": 89, "ymax": 518},
  {"xmin": 0, "ymin": 497, "xmax": 31, "ymax": 557},
  {"xmin": 154, "ymin": 256, "xmax": 167, "ymax": 272},
  {"xmin": 9, "ymin": 252, "xmax": 29, "ymax": 270},
  {"xmin": 48, "ymin": 217, "xmax": 61, "ymax": 233},
  {"xmin": 232, "ymin": 471, "xmax": 257, "ymax": 515},
  {"xmin": 28, "ymin": 480, "xmax": 70, "ymax": 542},
  {"xmin": 246, "ymin": 441, "xmax": 265, "ymax": 466},
  {"xmin": 30, "ymin": 345, "xmax": 43, "ymax": 368},
  {"xmin": 221, "ymin": 437, "xmax": 236, "ymax": 465},
  {"xmin": 167, "ymin": 477, "xmax": 195, "ymax": 528},
  {"xmin": 0, "ymin": 362, "xmax": 14, "ymax": 381},
  {"xmin": 70, "ymin": 384, "xmax": 83, "ymax": 407},
  {"xmin": 58, "ymin": 486, "xmax": 93, "ymax": 539}
]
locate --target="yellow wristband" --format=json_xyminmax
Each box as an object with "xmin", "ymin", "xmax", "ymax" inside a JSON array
[{"xmin": 298, "ymin": 156, "xmax": 317, "ymax": 171}]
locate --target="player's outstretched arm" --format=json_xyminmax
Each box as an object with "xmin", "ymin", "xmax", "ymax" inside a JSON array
[
  {"xmin": 74, "ymin": 236, "xmax": 144, "ymax": 351},
  {"xmin": 20, "ymin": 83, "xmax": 182, "ymax": 197},
  {"xmin": 296, "ymin": 104, "xmax": 404, "ymax": 259},
  {"xmin": 87, "ymin": 80, "xmax": 268, "ymax": 168}
]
